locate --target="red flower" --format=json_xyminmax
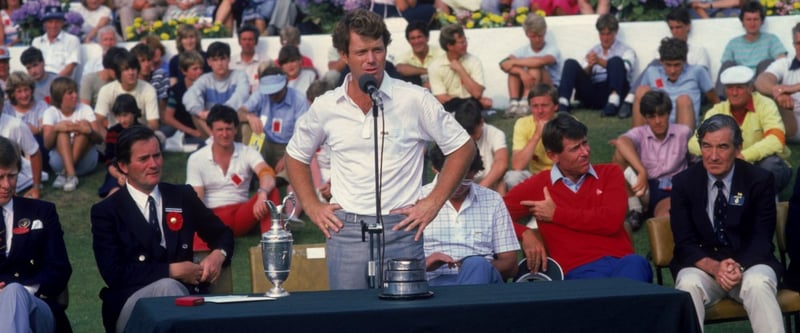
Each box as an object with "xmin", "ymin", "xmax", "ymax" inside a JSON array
[{"xmin": 166, "ymin": 212, "xmax": 183, "ymax": 231}]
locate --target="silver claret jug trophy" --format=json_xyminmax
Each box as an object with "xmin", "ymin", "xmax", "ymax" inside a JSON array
[{"xmin": 261, "ymin": 193, "xmax": 296, "ymax": 297}]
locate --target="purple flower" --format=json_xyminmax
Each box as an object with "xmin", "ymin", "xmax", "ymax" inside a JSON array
[
  {"xmin": 664, "ymin": 0, "xmax": 682, "ymax": 7},
  {"xmin": 65, "ymin": 11, "xmax": 84, "ymax": 26}
]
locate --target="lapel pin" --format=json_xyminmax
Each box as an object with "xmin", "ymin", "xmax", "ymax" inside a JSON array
[{"xmin": 17, "ymin": 218, "xmax": 31, "ymax": 229}]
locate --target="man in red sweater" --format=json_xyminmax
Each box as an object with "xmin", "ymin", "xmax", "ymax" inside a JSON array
[{"xmin": 504, "ymin": 114, "xmax": 652, "ymax": 282}]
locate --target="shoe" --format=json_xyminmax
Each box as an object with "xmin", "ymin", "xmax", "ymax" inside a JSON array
[
  {"xmin": 517, "ymin": 101, "xmax": 530, "ymax": 116},
  {"xmin": 625, "ymin": 210, "xmax": 644, "ymax": 231},
  {"xmin": 52, "ymin": 174, "xmax": 66, "ymax": 188},
  {"xmin": 504, "ymin": 101, "xmax": 520, "ymax": 118},
  {"xmin": 617, "ymin": 102, "xmax": 633, "ymax": 119},
  {"xmin": 41, "ymin": 171, "xmax": 49, "ymax": 183},
  {"xmin": 285, "ymin": 216, "xmax": 305, "ymax": 231},
  {"xmin": 602, "ymin": 103, "xmax": 619, "ymax": 117},
  {"xmin": 63, "ymin": 176, "xmax": 79, "ymax": 192}
]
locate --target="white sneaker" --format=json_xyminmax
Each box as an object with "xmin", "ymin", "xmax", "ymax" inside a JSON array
[
  {"xmin": 41, "ymin": 171, "xmax": 50, "ymax": 182},
  {"xmin": 505, "ymin": 100, "xmax": 520, "ymax": 118},
  {"xmin": 63, "ymin": 176, "xmax": 79, "ymax": 192},
  {"xmin": 517, "ymin": 100, "xmax": 530, "ymax": 116},
  {"xmin": 52, "ymin": 174, "xmax": 66, "ymax": 188}
]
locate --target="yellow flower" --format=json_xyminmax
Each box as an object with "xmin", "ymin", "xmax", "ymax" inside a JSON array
[
  {"xmin": 472, "ymin": 12, "xmax": 482, "ymax": 19},
  {"xmin": 516, "ymin": 15, "xmax": 525, "ymax": 24},
  {"xmin": 447, "ymin": 15, "xmax": 457, "ymax": 23},
  {"xmin": 160, "ymin": 33, "xmax": 170, "ymax": 40},
  {"xmin": 153, "ymin": 20, "xmax": 163, "ymax": 28},
  {"xmin": 489, "ymin": 14, "xmax": 504, "ymax": 23},
  {"xmin": 125, "ymin": 26, "xmax": 133, "ymax": 33},
  {"xmin": 466, "ymin": 21, "xmax": 475, "ymax": 29},
  {"xmin": 212, "ymin": 25, "xmax": 220, "ymax": 32},
  {"xmin": 767, "ymin": 0, "xmax": 777, "ymax": 7},
  {"xmin": 168, "ymin": 19, "xmax": 178, "ymax": 26},
  {"xmin": 794, "ymin": 1, "xmax": 800, "ymax": 9},
  {"xmin": 127, "ymin": 32, "xmax": 134, "ymax": 40},
  {"xmin": 535, "ymin": 9, "xmax": 547, "ymax": 17},
  {"xmin": 203, "ymin": 28, "xmax": 211, "ymax": 34},
  {"xmin": 133, "ymin": 21, "xmax": 141, "ymax": 29},
  {"xmin": 517, "ymin": 7, "xmax": 529, "ymax": 14},
  {"xmin": 187, "ymin": 17, "xmax": 198, "ymax": 24},
  {"xmin": 134, "ymin": 17, "xmax": 143, "ymax": 24},
  {"xmin": 767, "ymin": 9, "xmax": 774, "ymax": 15}
]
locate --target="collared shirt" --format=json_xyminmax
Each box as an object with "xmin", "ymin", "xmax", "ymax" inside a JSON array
[
  {"xmin": 31, "ymin": 31, "xmax": 80, "ymax": 75},
  {"xmin": 398, "ymin": 46, "xmax": 444, "ymax": 70},
  {"xmin": 474, "ymin": 123, "xmax": 506, "ymax": 181},
  {"xmin": 125, "ymin": 183, "xmax": 165, "ymax": 248},
  {"xmin": 421, "ymin": 180, "xmax": 519, "ymax": 280},
  {"xmin": 580, "ymin": 39, "xmax": 637, "ymax": 83},
  {"xmin": 2, "ymin": 199, "xmax": 12, "ymax": 256},
  {"xmin": 622, "ymin": 123, "xmax": 691, "ymax": 180},
  {"xmin": 183, "ymin": 70, "xmax": 251, "ymax": 115},
  {"xmin": 639, "ymin": 64, "xmax": 714, "ymax": 122},
  {"xmin": 721, "ymin": 32, "xmax": 787, "ymax": 70},
  {"xmin": 186, "ymin": 142, "xmax": 265, "ymax": 208},
  {"xmin": 765, "ymin": 56, "xmax": 800, "ymax": 108},
  {"xmin": 94, "ymin": 80, "xmax": 160, "ymax": 128},
  {"xmin": 230, "ymin": 52, "xmax": 262, "ymax": 92},
  {"xmin": 550, "ymin": 163, "xmax": 598, "ymax": 193},
  {"xmin": 706, "ymin": 166, "xmax": 734, "ymax": 227},
  {"xmin": 511, "ymin": 116, "xmax": 553, "ymax": 174},
  {"xmin": 243, "ymin": 86, "xmax": 309, "ymax": 144},
  {"xmin": 428, "ymin": 53, "xmax": 486, "ymax": 99},
  {"xmin": 286, "ymin": 73, "xmax": 471, "ymax": 214}
]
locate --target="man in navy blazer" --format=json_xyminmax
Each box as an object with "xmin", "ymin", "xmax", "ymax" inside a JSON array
[
  {"xmin": 0, "ymin": 136, "xmax": 72, "ymax": 333},
  {"xmin": 670, "ymin": 114, "xmax": 783, "ymax": 333},
  {"xmin": 91, "ymin": 126, "xmax": 234, "ymax": 333}
]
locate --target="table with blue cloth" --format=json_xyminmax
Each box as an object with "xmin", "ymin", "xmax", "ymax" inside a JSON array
[{"xmin": 125, "ymin": 278, "xmax": 700, "ymax": 333}]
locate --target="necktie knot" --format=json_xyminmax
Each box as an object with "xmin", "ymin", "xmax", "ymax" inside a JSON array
[{"xmin": 714, "ymin": 180, "xmax": 724, "ymax": 191}]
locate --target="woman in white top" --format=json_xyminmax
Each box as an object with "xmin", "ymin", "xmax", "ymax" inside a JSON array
[
  {"xmin": 42, "ymin": 77, "xmax": 102, "ymax": 191},
  {"xmin": 0, "ymin": 0, "xmax": 20, "ymax": 45},
  {"xmin": 3, "ymin": 72, "xmax": 49, "ymax": 136}
]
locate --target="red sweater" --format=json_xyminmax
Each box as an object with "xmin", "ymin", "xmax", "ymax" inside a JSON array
[{"xmin": 504, "ymin": 164, "xmax": 633, "ymax": 274}]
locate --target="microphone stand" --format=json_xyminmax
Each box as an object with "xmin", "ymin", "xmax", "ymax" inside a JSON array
[{"xmin": 362, "ymin": 90, "xmax": 384, "ymax": 289}]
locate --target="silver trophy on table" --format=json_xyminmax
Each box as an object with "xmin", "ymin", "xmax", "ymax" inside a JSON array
[{"xmin": 261, "ymin": 193, "xmax": 297, "ymax": 297}]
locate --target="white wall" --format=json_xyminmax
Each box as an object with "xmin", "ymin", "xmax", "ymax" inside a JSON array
[{"xmin": 9, "ymin": 15, "xmax": 798, "ymax": 109}]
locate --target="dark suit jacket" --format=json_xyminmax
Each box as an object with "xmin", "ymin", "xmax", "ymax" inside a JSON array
[
  {"xmin": 91, "ymin": 183, "xmax": 234, "ymax": 332},
  {"xmin": 670, "ymin": 159, "xmax": 782, "ymax": 278},
  {"xmin": 0, "ymin": 197, "xmax": 72, "ymax": 333},
  {"xmin": 784, "ymin": 167, "xmax": 800, "ymax": 290}
]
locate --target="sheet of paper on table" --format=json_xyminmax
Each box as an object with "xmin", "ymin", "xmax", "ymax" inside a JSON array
[{"xmin": 204, "ymin": 295, "xmax": 275, "ymax": 304}]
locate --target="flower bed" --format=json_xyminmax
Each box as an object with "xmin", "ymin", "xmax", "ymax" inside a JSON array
[{"xmin": 125, "ymin": 17, "xmax": 229, "ymax": 41}]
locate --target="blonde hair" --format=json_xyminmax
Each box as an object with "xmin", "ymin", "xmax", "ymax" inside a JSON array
[
  {"xmin": 5, "ymin": 71, "xmax": 35, "ymax": 106},
  {"xmin": 524, "ymin": 14, "xmax": 547, "ymax": 35},
  {"xmin": 176, "ymin": 24, "xmax": 202, "ymax": 53}
]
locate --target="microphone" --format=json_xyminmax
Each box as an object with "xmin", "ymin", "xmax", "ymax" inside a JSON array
[{"xmin": 358, "ymin": 74, "xmax": 383, "ymax": 109}]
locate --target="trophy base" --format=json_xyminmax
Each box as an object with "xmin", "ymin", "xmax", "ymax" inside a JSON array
[
  {"xmin": 265, "ymin": 288, "xmax": 290, "ymax": 298},
  {"xmin": 378, "ymin": 290, "xmax": 434, "ymax": 300}
]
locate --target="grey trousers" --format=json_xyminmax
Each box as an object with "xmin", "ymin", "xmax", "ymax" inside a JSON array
[
  {"xmin": 116, "ymin": 278, "xmax": 189, "ymax": 333},
  {"xmin": 0, "ymin": 283, "xmax": 54, "ymax": 333},
  {"xmin": 328, "ymin": 211, "xmax": 424, "ymax": 290}
]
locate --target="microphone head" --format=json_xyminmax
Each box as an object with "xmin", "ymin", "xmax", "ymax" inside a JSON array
[{"xmin": 358, "ymin": 74, "xmax": 378, "ymax": 94}]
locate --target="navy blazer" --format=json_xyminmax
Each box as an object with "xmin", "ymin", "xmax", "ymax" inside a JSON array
[
  {"xmin": 91, "ymin": 183, "xmax": 234, "ymax": 333},
  {"xmin": 0, "ymin": 197, "xmax": 72, "ymax": 333},
  {"xmin": 670, "ymin": 159, "xmax": 782, "ymax": 278},
  {"xmin": 784, "ymin": 167, "xmax": 800, "ymax": 290}
]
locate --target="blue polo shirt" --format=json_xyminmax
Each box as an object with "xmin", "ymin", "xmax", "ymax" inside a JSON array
[
  {"xmin": 243, "ymin": 86, "xmax": 309, "ymax": 144},
  {"xmin": 639, "ymin": 63, "xmax": 713, "ymax": 123}
]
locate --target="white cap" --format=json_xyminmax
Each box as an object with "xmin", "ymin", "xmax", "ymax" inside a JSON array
[{"xmin": 720, "ymin": 65, "xmax": 754, "ymax": 85}]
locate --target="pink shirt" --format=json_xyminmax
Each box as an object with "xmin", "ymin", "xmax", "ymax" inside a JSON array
[{"xmin": 622, "ymin": 123, "xmax": 692, "ymax": 180}]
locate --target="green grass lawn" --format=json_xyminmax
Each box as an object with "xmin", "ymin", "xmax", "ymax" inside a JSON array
[{"xmin": 51, "ymin": 109, "xmax": 795, "ymax": 332}]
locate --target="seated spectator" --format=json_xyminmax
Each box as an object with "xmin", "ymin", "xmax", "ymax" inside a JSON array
[
  {"xmin": 0, "ymin": 104, "xmax": 43, "ymax": 199},
  {"xmin": 1, "ymin": 0, "xmax": 19, "ymax": 45},
  {"xmin": 504, "ymin": 84, "xmax": 557, "ymax": 189},
  {"xmin": 162, "ymin": 50, "xmax": 206, "ymax": 143},
  {"xmin": 504, "ymin": 114, "xmax": 652, "ymax": 282},
  {"xmin": 94, "ymin": 49, "xmax": 160, "ymax": 140},
  {"xmin": 183, "ymin": 41, "xmax": 250, "ymax": 137},
  {"xmin": 690, "ymin": 66, "xmax": 792, "ymax": 193},
  {"xmin": 140, "ymin": 35, "xmax": 170, "ymax": 74},
  {"xmin": 278, "ymin": 45, "xmax": 316, "ymax": 95},
  {"xmin": 81, "ymin": 26, "xmax": 121, "ymax": 75},
  {"xmin": 80, "ymin": 46, "xmax": 126, "ymax": 109},
  {"xmin": 74, "ymin": 0, "xmax": 112, "ymax": 43},
  {"xmin": 671, "ymin": 114, "xmax": 784, "ymax": 332},
  {"xmin": 395, "ymin": 0, "xmax": 438, "ymax": 25},
  {"xmin": 628, "ymin": 38, "xmax": 718, "ymax": 130},
  {"xmin": 429, "ymin": 23, "xmax": 492, "ymax": 111},
  {"xmin": 98, "ymin": 95, "xmax": 140, "ymax": 198},
  {"xmin": 715, "ymin": 1, "xmax": 786, "ymax": 98},
  {"xmin": 423, "ymin": 145, "xmax": 519, "ymax": 286},
  {"xmin": 42, "ymin": 77, "xmax": 101, "ymax": 192},
  {"xmin": 531, "ymin": 0, "xmax": 609, "ymax": 15},
  {"xmin": 454, "ymin": 99, "xmax": 508, "ymax": 194},
  {"xmin": 230, "ymin": 25, "xmax": 262, "ymax": 92},
  {"xmin": 500, "ymin": 13, "xmax": 561, "ymax": 118},
  {"xmin": 91, "ymin": 125, "xmax": 233, "ymax": 333},
  {"xmin": 163, "ymin": 0, "xmax": 206, "ymax": 21},
  {"xmin": 32, "ymin": 6, "xmax": 81, "ymax": 79},
  {"xmin": 241, "ymin": 0, "xmax": 276, "ymax": 35},
  {"xmin": 187, "ymin": 105, "xmax": 277, "ymax": 250},
  {"xmin": 786, "ymin": 165, "xmax": 800, "ymax": 291},
  {"xmin": 3, "ymin": 71, "xmax": 50, "ymax": 173},
  {"xmin": 619, "ymin": 7, "xmax": 712, "ymax": 119},
  {"xmin": 131, "ymin": 43, "xmax": 170, "ymax": 114},
  {"xmin": 479, "ymin": 0, "xmax": 528, "ymax": 15},
  {"xmin": 0, "ymin": 136, "xmax": 72, "ymax": 333},
  {"xmin": 20, "ymin": 47, "xmax": 58, "ymax": 103},
  {"xmin": 395, "ymin": 21, "xmax": 443, "ymax": 88},
  {"xmin": 558, "ymin": 13, "xmax": 636, "ymax": 116},
  {"xmin": 612, "ymin": 90, "xmax": 691, "ymax": 231},
  {"xmin": 114, "ymin": 0, "xmax": 167, "ymax": 41},
  {"xmin": 169, "ymin": 24, "xmax": 210, "ymax": 86},
  {"xmin": 278, "ymin": 26, "xmax": 316, "ymax": 70},
  {"xmin": 755, "ymin": 22, "xmax": 800, "ymax": 141},
  {"xmin": 689, "ymin": 0, "xmax": 742, "ymax": 18}
]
